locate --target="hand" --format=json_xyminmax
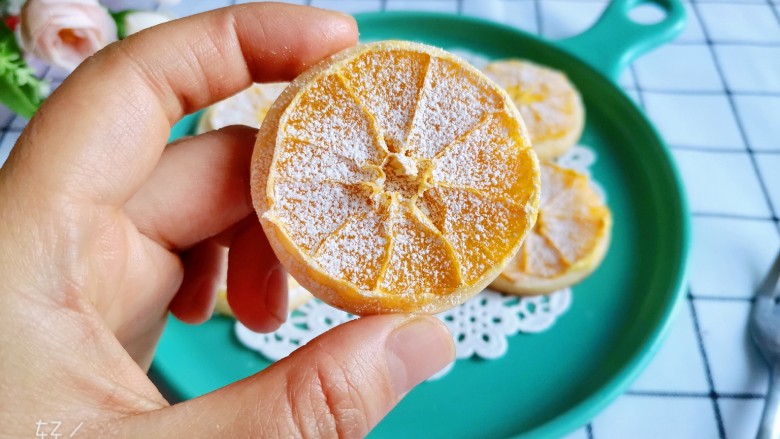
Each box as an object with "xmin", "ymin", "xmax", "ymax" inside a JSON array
[{"xmin": 0, "ymin": 4, "xmax": 454, "ymax": 437}]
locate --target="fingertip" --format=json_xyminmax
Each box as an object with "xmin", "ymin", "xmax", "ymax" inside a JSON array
[
  {"xmin": 226, "ymin": 220, "xmax": 288, "ymax": 333},
  {"xmin": 171, "ymin": 298, "xmax": 215, "ymax": 325},
  {"xmin": 169, "ymin": 276, "xmax": 217, "ymax": 324},
  {"xmin": 273, "ymin": 2, "xmax": 359, "ymax": 45},
  {"xmin": 385, "ymin": 316, "xmax": 455, "ymax": 397},
  {"xmin": 263, "ymin": 265, "xmax": 289, "ymax": 326},
  {"xmin": 322, "ymin": 9, "xmax": 359, "ymax": 45},
  {"xmin": 310, "ymin": 10, "xmax": 359, "ymax": 63},
  {"xmin": 236, "ymin": 3, "xmax": 360, "ymax": 82},
  {"xmin": 169, "ymin": 241, "xmax": 224, "ymax": 324},
  {"xmin": 212, "ymin": 124, "xmax": 259, "ymax": 141}
]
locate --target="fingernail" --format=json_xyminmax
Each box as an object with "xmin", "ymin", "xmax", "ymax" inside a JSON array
[
  {"xmin": 264, "ymin": 266, "xmax": 288, "ymax": 324},
  {"xmin": 385, "ymin": 317, "xmax": 455, "ymax": 396}
]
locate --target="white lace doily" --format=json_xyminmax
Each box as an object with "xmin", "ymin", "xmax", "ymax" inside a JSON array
[
  {"xmin": 235, "ymin": 288, "xmax": 571, "ymax": 379},
  {"xmin": 234, "ymin": 145, "xmax": 603, "ymax": 378}
]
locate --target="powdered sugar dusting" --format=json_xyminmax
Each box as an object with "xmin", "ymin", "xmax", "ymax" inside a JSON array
[
  {"xmin": 504, "ymin": 162, "xmax": 609, "ymax": 280},
  {"xmin": 483, "ymin": 61, "xmax": 577, "ymax": 144},
  {"xmin": 539, "ymin": 163, "xmax": 564, "ymax": 207},
  {"xmin": 517, "ymin": 232, "xmax": 565, "ymax": 278},
  {"xmin": 420, "ymin": 187, "xmax": 526, "ymax": 283},
  {"xmin": 432, "ymin": 112, "xmax": 535, "ymax": 204},
  {"xmin": 540, "ymin": 215, "xmax": 602, "ymax": 263},
  {"xmin": 406, "ymin": 57, "xmax": 502, "ymax": 159},
  {"xmin": 272, "ymin": 181, "xmax": 372, "ymax": 252},
  {"xmin": 341, "ymin": 50, "xmax": 429, "ymax": 153},
  {"xmin": 537, "ymin": 164, "xmax": 606, "ymax": 264},
  {"xmin": 276, "ymin": 137, "xmax": 378, "ymax": 184},
  {"xmin": 283, "ymin": 73, "xmax": 384, "ymax": 167},
  {"xmin": 315, "ymin": 208, "xmax": 389, "ymax": 290},
  {"xmin": 378, "ymin": 206, "xmax": 460, "ymax": 296},
  {"xmin": 543, "ymin": 166, "xmax": 587, "ymax": 214}
]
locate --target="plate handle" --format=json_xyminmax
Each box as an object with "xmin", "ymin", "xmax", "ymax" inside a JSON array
[{"xmin": 556, "ymin": 0, "xmax": 686, "ymax": 83}]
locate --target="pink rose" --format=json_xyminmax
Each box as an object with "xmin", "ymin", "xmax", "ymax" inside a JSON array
[{"xmin": 20, "ymin": 0, "xmax": 118, "ymax": 71}]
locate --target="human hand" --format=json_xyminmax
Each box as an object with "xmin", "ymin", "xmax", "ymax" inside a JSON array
[{"xmin": 0, "ymin": 4, "xmax": 454, "ymax": 437}]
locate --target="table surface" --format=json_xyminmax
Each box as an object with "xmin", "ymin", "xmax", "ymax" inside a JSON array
[{"xmin": 2, "ymin": 1, "xmax": 780, "ymax": 438}]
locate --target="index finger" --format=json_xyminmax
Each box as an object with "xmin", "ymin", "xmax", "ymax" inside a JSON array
[{"xmin": 6, "ymin": 4, "xmax": 357, "ymax": 205}]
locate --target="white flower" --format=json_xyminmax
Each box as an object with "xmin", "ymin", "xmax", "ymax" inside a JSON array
[{"xmin": 123, "ymin": 11, "xmax": 173, "ymax": 36}]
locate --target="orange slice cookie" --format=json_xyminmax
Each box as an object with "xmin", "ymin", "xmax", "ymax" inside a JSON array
[
  {"xmin": 251, "ymin": 41, "xmax": 540, "ymax": 315},
  {"xmin": 492, "ymin": 162, "xmax": 611, "ymax": 295},
  {"xmin": 483, "ymin": 59, "xmax": 584, "ymax": 160},
  {"xmin": 196, "ymin": 82, "xmax": 289, "ymax": 134}
]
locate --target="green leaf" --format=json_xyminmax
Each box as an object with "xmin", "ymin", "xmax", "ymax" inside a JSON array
[
  {"xmin": 111, "ymin": 10, "xmax": 135, "ymax": 40},
  {"xmin": 0, "ymin": 72, "xmax": 37, "ymax": 118},
  {"xmin": 0, "ymin": 20, "xmax": 47, "ymax": 119}
]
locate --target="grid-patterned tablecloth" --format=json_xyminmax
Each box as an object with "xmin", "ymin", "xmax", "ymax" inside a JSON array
[{"xmin": 2, "ymin": 1, "xmax": 779, "ymax": 438}]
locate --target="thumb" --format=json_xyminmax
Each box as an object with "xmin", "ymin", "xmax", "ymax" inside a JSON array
[{"xmin": 114, "ymin": 315, "xmax": 454, "ymax": 437}]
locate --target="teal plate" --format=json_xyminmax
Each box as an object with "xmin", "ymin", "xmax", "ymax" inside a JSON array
[{"xmin": 155, "ymin": 1, "xmax": 690, "ymax": 438}]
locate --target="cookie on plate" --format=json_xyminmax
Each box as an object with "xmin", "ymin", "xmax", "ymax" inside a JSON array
[
  {"xmin": 491, "ymin": 161, "xmax": 611, "ymax": 295},
  {"xmin": 197, "ymin": 82, "xmax": 288, "ymax": 134},
  {"xmin": 483, "ymin": 59, "xmax": 584, "ymax": 160}
]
